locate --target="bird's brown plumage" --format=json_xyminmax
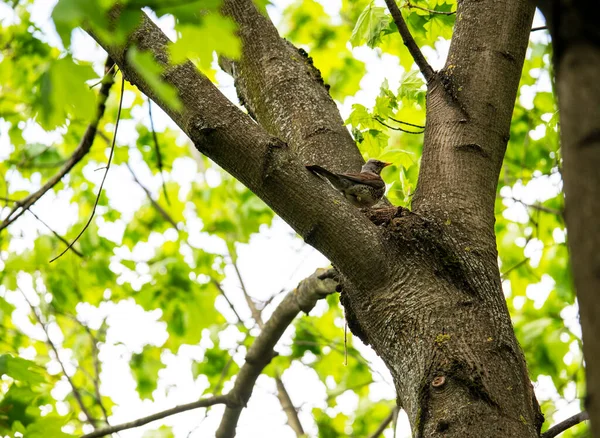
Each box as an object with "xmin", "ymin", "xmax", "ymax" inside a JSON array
[{"xmin": 305, "ymin": 159, "xmax": 391, "ymax": 207}]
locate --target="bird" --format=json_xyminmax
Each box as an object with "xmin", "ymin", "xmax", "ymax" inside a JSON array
[{"xmin": 306, "ymin": 159, "xmax": 391, "ymax": 208}]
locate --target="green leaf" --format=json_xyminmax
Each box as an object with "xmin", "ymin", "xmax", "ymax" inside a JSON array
[
  {"xmin": 398, "ymin": 70, "xmax": 426, "ymax": 105},
  {"xmin": 130, "ymin": 346, "xmax": 165, "ymax": 400},
  {"xmin": 37, "ymin": 57, "xmax": 97, "ymax": 129},
  {"xmin": 127, "ymin": 48, "xmax": 183, "ymax": 111},
  {"xmin": 142, "ymin": 426, "xmax": 175, "ymax": 438},
  {"xmin": 0, "ymin": 355, "xmax": 47, "ymax": 385},
  {"xmin": 192, "ymin": 346, "xmax": 239, "ymax": 390},
  {"xmin": 51, "ymin": 0, "xmax": 107, "ymax": 48},
  {"xmin": 169, "ymin": 15, "xmax": 241, "ymax": 71},
  {"xmin": 25, "ymin": 416, "xmax": 74, "ymax": 438},
  {"xmin": 350, "ymin": 4, "xmax": 391, "ymax": 48}
]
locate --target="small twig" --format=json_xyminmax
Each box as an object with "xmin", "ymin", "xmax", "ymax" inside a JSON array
[
  {"xmin": 541, "ymin": 411, "xmax": 589, "ymax": 438},
  {"xmin": 50, "ymin": 74, "xmax": 125, "ymax": 263},
  {"xmin": 369, "ymin": 406, "xmax": 399, "ymax": 438},
  {"xmin": 125, "ymin": 163, "xmax": 179, "ymax": 230},
  {"xmin": 80, "ymin": 395, "xmax": 230, "ymax": 438},
  {"xmin": 211, "ymin": 279, "xmax": 244, "ymax": 324},
  {"xmin": 403, "ymin": 1, "xmax": 455, "ymax": 15},
  {"xmin": 500, "ymin": 257, "xmax": 529, "ymax": 279},
  {"xmin": 148, "ymin": 100, "xmax": 170, "ymax": 205},
  {"xmin": 531, "ymin": 26, "xmax": 548, "ymax": 32},
  {"xmin": 18, "ymin": 288, "xmax": 97, "ymax": 427},
  {"xmin": 388, "ymin": 116, "xmax": 425, "ymax": 129},
  {"xmin": 504, "ymin": 196, "xmax": 564, "ymax": 217},
  {"xmin": 275, "ymin": 374, "xmax": 305, "ymax": 437},
  {"xmin": 374, "ymin": 116, "xmax": 425, "ymax": 134},
  {"xmin": 27, "ymin": 209, "xmax": 84, "ymax": 258},
  {"xmin": 383, "ymin": 0, "xmax": 435, "ymax": 83},
  {"xmin": 88, "ymin": 63, "xmax": 118, "ymax": 89},
  {"xmin": 0, "ymin": 58, "xmax": 116, "ymax": 234},
  {"xmin": 230, "ymin": 252, "xmax": 263, "ymax": 326}
]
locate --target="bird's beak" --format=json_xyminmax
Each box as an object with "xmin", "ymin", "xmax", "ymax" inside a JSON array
[{"xmin": 383, "ymin": 162, "xmax": 392, "ymax": 167}]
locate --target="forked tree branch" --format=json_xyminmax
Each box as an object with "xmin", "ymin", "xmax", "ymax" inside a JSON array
[
  {"xmin": 0, "ymin": 58, "xmax": 115, "ymax": 233},
  {"xmin": 26, "ymin": 209, "xmax": 84, "ymax": 258},
  {"xmin": 228, "ymin": 252, "xmax": 305, "ymax": 436},
  {"xmin": 215, "ymin": 267, "xmax": 338, "ymax": 437},
  {"xmin": 383, "ymin": 0, "xmax": 435, "ymax": 83},
  {"xmin": 87, "ymin": 10, "xmax": 391, "ymax": 291},
  {"xmin": 540, "ymin": 411, "xmax": 589, "ymax": 438},
  {"xmin": 79, "ymin": 268, "xmax": 338, "ymax": 438},
  {"xmin": 221, "ymin": 0, "xmax": 365, "ymax": 171}
]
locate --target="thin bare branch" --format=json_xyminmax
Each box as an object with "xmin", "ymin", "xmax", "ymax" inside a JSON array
[
  {"xmin": 501, "ymin": 257, "xmax": 529, "ymax": 279},
  {"xmin": 275, "ymin": 374, "xmax": 305, "ymax": 436},
  {"xmin": 374, "ymin": 116, "xmax": 425, "ymax": 134},
  {"xmin": 230, "ymin": 253, "xmax": 262, "ymax": 325},
  {"xmin": 369, "ymin": 406, "xmax": 399, "ymax": 438},
  {"xmin": 211, "ymin": 278, "xmax": 244, "ymax": 324},
  {"xmin": 383, "ymin": 0, "xmax": 435, "ymax": 83},
  {"xmin": 18, "ymin": 288, "xmax": 97, "ymax": 427},
  {"xmin": 26, "ymin": 209, "xmax": 84, "ymax": 258},
  {"xmin": 387, "ymin": 116, "xmax": 425, "ymax": 129},
  {"xmin": 215, "ymin": 268, "xmax": 338, "ymax": 438},
  {"xmin": 80, "ymin": 395, "xmax": 230, "ymax": 438},
  {"xmin": 404, "ymin": 1, "xmax": 455, "ymax": 15},
  {"xmin": 125, "ymin": 163, "xmax": 179, "ymax": 230},
  {"xmin": 531, "ymin": 26, "xmax": 548, "ymax": 32},
  {"xmin": 541, "ymin": 411, "xmax": 589, "ymax": 438},
  {"xmin": 503, "ymin": 196, "xmax": 564, "ymax": 217},
  {"xmin": 50, "ymin": 74, "xmax": 125, "ymax": 263},
  {"xmin": 0, "ymin": 58, "xmax": 116, "ymax": 233}
]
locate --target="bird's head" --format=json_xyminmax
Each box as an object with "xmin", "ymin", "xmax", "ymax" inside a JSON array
[{"xmin": 361, "ymin": 159, "xmax": 392, "ymax": 174}]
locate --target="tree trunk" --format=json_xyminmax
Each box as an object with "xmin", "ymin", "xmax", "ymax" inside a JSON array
[
  {"xmin": 88, "ymin": 0, "xmax": 545, "ymax": 435},
  {"xmin": 536, "ymin": 1, "xmax": 600, "ymax": 435}
]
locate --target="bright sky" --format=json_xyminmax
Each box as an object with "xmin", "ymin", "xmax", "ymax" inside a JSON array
[{"xmin": 0, "ymin": 1, "xmax": 583, "ymax": 437}]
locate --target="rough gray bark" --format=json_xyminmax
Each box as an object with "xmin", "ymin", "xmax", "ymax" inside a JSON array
[
  {"xmin": 536, "ymin": 1, "xmax": 600, "ymax": 436},
  {"xmin": 87, "ymin": 0, "xmax": 546, "ymax": 436}
]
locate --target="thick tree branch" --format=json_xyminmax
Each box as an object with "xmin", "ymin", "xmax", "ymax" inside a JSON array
[
  {"xmin": 86, "ymin": 11, "xmax": 391, "ymax": 291},
  {"xmin": 79, "ymin": 269, "xmax": 337, "ymax": 438},
  {"xmin": 216, "ymin": 268, "xmax": 338, "ymax": 437},
  {"xmin": 541, "ymin": 411, "xmax": 589, "ymax": 438},
  {"xmin": 383, "ymin": 0, "xmax": 435, "ymax": 83},
  {"xmin": 0, "ymin": 58, "xmax": 115, "ymax": 233},
  {"xmin": 80, "ymin": 395, "xmax": 230, "ymax": 438},
  {"xmin": 221, "ymin": 0, "xmax": 365, "ymax": 172},
  {"xmin": 413, "ymin": 0, "xmax": 536, "ymax": 250},
  {"xmin": 228, "ymin": 251, "xmax": 305, "ymax": 436}
]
